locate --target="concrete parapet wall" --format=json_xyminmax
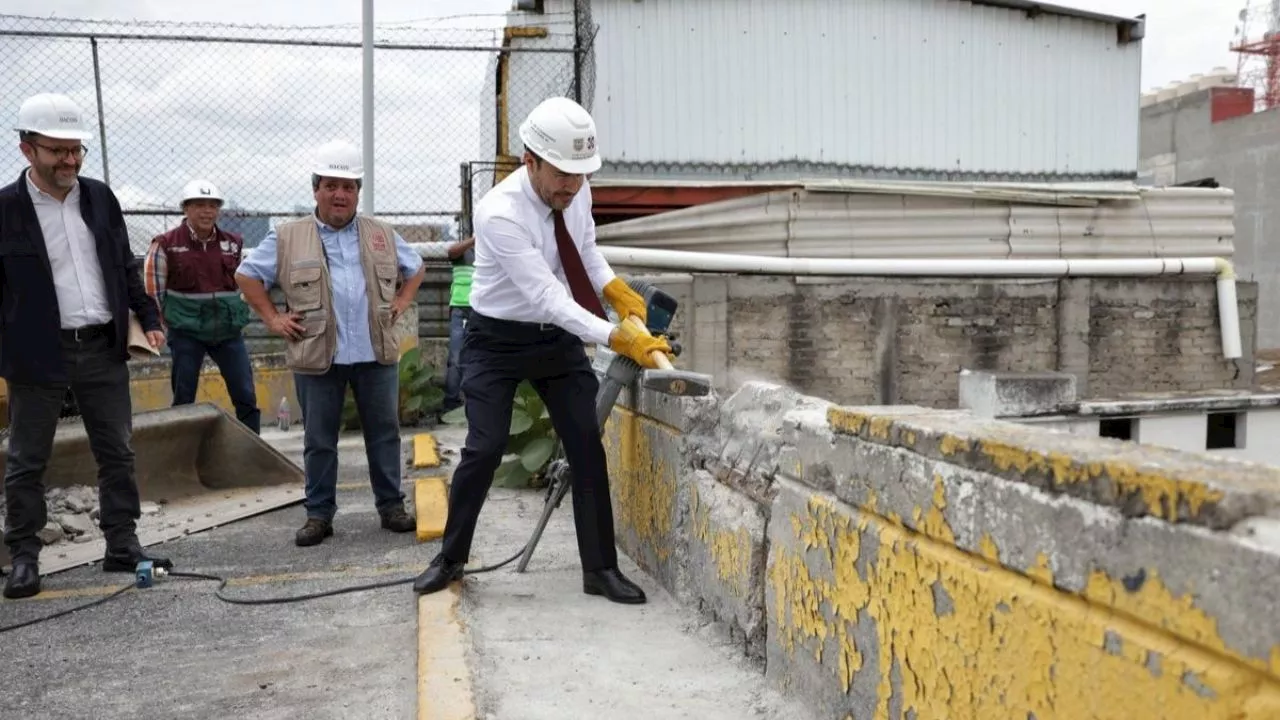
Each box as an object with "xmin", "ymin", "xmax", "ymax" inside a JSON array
[{"xmin": 603, "ymin": 379, "xmax": 1280, "ymax": 718}]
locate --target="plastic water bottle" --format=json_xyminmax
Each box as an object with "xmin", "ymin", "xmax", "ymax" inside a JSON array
[{"xmin": 277, "ymin": 397, "xmax": 291, "ymax": 432}]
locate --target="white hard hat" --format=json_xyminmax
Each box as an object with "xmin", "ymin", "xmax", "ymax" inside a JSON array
[
  {"xmin": 518, "ymin": 96, "xmax": 601, "ymax": 175},
  {"xmin": 181, "ymin": 179, "xmax": 224, "ymax": 204},
  {"xmin": 312, "ymin": 140, "xmax": 363, "ymax": 180},
  {"xmin": 15, "ymin": 93, "xmax": 92, "ymax": 141}
]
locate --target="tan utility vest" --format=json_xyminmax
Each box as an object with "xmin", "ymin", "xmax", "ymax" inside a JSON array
[{"xmin": 275, "ymin": 215, "xmax": 403, "ymax": 375}]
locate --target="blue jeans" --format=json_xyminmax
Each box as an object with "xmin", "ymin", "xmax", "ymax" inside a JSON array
[
  {"xmin": 168, "ymin": 330, "xmax": 261, "ymax": 434},
  {"xmin": 293, "ymin": 361, "xmax": 403, "ymax": 522},
  {"xmin": 443, "ymin": 306, "xmax": 471, "ymax": 412}
]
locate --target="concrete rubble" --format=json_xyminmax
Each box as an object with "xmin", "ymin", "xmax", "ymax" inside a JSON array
[{"xmin": 0, "ymin": 484, "xmax": 166, "ymax": 548}]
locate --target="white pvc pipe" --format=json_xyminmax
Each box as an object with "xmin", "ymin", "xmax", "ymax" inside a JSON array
[
  {"xmin": 1216, "ymin": 261, "xmax": 1243, "ymax": 360},
  {"xmin": 591, "ymin": 245, "xmax": 1243, "ymax": 361},
  {"xmin": 597, "ymin": 245, "xmax": 1224, "ymax": 277}
]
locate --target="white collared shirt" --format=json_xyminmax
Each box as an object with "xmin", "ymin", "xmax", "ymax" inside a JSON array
[
  {"xmin": 25, "ymin": 170, "xmax": 112, "ymax": 329},
  {"xmin": 468, "ymin": 166, "xmax": 617, "ymax": 346}
]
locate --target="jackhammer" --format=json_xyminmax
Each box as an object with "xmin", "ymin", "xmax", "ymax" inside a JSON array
[{"xmin": 515, "ymin": 278, "xmax": 713, "ymax": 573}]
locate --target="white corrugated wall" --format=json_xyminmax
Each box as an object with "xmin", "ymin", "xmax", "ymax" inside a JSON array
[
  {"xmin": 587, "ymin": 0, "xmax": 1141, "ymax": 180},
  {"xmin": 592, "ymin": 186, "xmax": 1235, "ymax": 260}
]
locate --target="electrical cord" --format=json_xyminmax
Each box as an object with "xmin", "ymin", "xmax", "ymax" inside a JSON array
[
  {"xmin": 0, "ymin": 542, "xmax": 530, "ymax": 632},
  {"xmin": 0, "ymin": 583, "xmax": 134, "ymax": 634}
]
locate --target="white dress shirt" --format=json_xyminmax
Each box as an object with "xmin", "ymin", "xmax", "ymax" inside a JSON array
[
  {"xmin": 468, "ymin": 166, "xmax": 617, "ymax": 346},
  {"xmin": 25, "ymin": 170, "xmax": 112, "ymax": 329}
]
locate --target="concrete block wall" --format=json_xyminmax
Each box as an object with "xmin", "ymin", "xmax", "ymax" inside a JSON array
[
  {"xmin": 602, "ymin": 379, "xmax": 1280, "ymax": 719},
  {"xmin": 622, "ymin": 273, "xmax": 1256, "ymax": 408}
]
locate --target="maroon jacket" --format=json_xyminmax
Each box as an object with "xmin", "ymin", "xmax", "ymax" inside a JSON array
[{"xmin": 148, "ymin": 223, "xmax": 244, "ymax": 295}]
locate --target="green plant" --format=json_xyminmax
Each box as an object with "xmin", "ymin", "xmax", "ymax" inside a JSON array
[
  {"xmin": 440, "ymin": 380, "xmax": 559, "ymax": 489},
  {"xmin": 340, "ymin": 347, "xmax": 444, "ymax": 430},
  {"xmin": 397, "ymin": 346, "xmax": 444, "ymax": 425}
]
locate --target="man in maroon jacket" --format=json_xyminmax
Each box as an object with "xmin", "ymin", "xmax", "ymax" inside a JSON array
[{"xmin": 143, "ymin": 179, "xmax": 260, "ymax": 433}]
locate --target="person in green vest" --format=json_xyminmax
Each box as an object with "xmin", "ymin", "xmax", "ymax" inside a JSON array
[{"xmin": 442, "ymin": 234, "xmax": 475, "ymax": 415}]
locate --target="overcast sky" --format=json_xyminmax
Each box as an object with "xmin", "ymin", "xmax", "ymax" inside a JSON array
[{"xmin": 0, "ymin": 0, "xmax": 1249, "ymax": 233}]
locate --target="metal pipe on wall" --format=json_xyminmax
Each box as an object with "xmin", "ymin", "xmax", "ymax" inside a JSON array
[{"xmin": 361, "ymin": 0, "xmax": 374, "ymax": 214}]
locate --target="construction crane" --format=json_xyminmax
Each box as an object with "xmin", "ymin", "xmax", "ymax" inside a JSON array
[{"xmin": 1232, "ymin": 0, "xmax": 1280, "ymax": 110}]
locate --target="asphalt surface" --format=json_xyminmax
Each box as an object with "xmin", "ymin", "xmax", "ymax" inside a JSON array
[
  {"xmin": 0, "ymin": 428, "xmax": 431, "ymax": 720},
  {"xmin": 0, "ymin": 422, "xmax": 816, "ymax": 720}
]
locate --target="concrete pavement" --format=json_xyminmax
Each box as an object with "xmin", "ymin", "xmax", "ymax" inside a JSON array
[{"xmin": 0, "ymin": 423, "xmax": 814, "ymax": 719}]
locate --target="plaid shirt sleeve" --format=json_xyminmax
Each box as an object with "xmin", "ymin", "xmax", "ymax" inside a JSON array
[{"xmin": 143, "ymin": 240, "xmax": 167, "ymax": 329}]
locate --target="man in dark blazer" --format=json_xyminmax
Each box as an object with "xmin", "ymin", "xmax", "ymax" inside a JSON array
[{"xmin": 0, "ymin": 92, "xmax": 172, "ymax": 599}]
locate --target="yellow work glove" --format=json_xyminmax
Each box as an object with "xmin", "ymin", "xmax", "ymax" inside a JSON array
[
  {"xmin": 602, "ymin": 277, "xmax": 647, "ymax": 324},
  {"xmin": 608, "ymin": 318, "xmax": 672, "ymax": 370}
]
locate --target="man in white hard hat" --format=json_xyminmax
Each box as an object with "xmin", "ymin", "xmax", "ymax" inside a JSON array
[
  {"xmin": 413, "ymin": 96, "xmax": 671, "ymax": 605},
  {"xmin": 0, "ymin": 92, "xmax": 169, "ymax": 599},
  {"xmin": 142, "ymin": 180, "xmax": 260, "ymax": 434},
  {"xmin": 235, "ymin": 139, "xmax": 426, "ymax": 547}
]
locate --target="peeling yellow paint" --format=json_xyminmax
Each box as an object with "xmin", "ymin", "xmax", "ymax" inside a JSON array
[
  {"xmin": 976, "ymin": 439, "xmax": 1225, "ymax": 522},
  {"xmin": 827, "ymin": 408, "xmax": 1229, "ymax": 524},
  {"xmin": 689, "ymin": 483, "xmax": 753, "ymax": 595},
  {"xmin": 868, "ymin": 417, "xmax": 893, "ymax": 441},
  {"xmin": 826, "ymin": 407, "xmax": 868, "ymax": 436},
  {"xmin": 978, "ymin": 533, "xmax": 1001, "ymax": 562},
  {"xmin": 938, "ymin": 433, "xmax": 970, "ymax": 456},
  {"xmin": 768, "ymin": 485, "xmax": 1280, "ymax": 719},
  {"xmin": 1026, "ymin": 552, "xmax": 1055, "ymax": 585},
  {"xmin": 603, "ymin": 407, "xmax": 677, "ymax": 564}
]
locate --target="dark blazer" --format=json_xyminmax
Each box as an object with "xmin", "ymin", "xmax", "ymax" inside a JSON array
[{"xmin": 0, "ymin": 169, "xmax": 162, "ymax": 385}]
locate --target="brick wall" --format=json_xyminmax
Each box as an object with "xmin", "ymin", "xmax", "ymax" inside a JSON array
[{"xmin": 639, "ymin": 273, "xmax": 1257, "ymax": 407}]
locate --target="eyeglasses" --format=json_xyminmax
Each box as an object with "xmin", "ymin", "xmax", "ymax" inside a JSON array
[{"xmin": 29, "ymin": 142, "xmax": 89, "ymax": 161}]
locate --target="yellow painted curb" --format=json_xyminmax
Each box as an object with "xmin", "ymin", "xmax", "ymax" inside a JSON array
[
  {"xmin": 415, "ymin": 476, "xmax": 448, "ymax": 542},
  {"xmin": 417, "ymin": 584, "xmax": 476, "ymax": 720},
  {"xmin": 413, "ymin": 433, "xmax": 441, "ymax": 469}
]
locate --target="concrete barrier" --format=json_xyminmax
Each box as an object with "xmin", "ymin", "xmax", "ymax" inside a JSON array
[
  {"xmin": 0, "ymin": 335, "xmax": 449, "ymax": 428},
  {"xmin": 602, "ymin": 380, "xmax": 1280, "ymax": 718}
]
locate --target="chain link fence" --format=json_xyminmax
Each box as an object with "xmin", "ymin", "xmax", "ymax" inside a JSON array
[{"xmin": 0, "ymin": 9, "xmax": 590, "ymax": 253}]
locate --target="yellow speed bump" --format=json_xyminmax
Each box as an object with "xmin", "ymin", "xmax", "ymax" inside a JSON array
[
  {"xmin": 417, "ymin": 583, "xmax": 475, "ymax": 720},
  {"xmin": 415, "ymin": 476, "xmax": 448, "ymax": 542},
  {"xmin": 412, "ymin": 433, "xmax": 440, "ymax": 469}
]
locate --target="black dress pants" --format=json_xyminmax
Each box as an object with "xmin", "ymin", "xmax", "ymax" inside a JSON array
[
  {"xmin": 3, "ymin": 326, "xmax": 142, "ymax": 564},
  {"xmin": 439, "ymin": 312, "xmax": 618, "ymax": 571}
]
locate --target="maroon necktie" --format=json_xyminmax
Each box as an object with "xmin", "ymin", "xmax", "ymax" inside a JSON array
[{"xmin": 552, "ymin": 210, "xmax": 607, "ymax": 319}]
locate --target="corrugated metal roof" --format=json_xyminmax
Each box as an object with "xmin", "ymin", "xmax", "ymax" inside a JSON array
[
  {"xmin": 584, "ymin": 0, "xmax": 1142, "ymax": 181},
  {"xmin": 593, "ymin": 182, "xmax": 1235, "ymax": 260},
  {"xmin": 966, "ymin": 1, "xmax": 1144, "ymax": 30}
]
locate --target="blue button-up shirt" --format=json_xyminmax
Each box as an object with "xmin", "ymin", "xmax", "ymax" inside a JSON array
[{"xmin": 237, "ymin": 215, "xmax": 424, "ymax": 365}]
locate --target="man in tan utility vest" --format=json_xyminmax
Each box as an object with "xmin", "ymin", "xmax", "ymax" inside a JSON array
[{"xmin": 235, "ymin": 139, "xmax": 426, "ymax": 547}]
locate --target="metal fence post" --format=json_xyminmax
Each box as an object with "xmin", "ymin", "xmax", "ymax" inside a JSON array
[
  {"xmin": 90, "ymin": 36, "xmax": 111, "ymax": 187},
  {"xmin": 361, "ymin": 0, "xmax": 375, "ymax": 214},
  {"xmin": 459, "ymin": 162, "xmax": 473, "ymax": 238},
  {"xmin": 572, "ymin": 0, "xmax": 582, "ymax": 103}
]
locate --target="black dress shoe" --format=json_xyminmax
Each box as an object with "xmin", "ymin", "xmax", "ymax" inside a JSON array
[
  {"xmin": 413, "ymin": 554, "xmax": 464, "ymax": 595},
  {"xmin": 583, "ymin": 568, "xmax": 647, "ymax": 605},
  {"xmin": 3, "ymin": 562, "xmax": 41, "ymax": 599},
  {"xmin": 102, "ymin": 545, "xmax": 173, "ymax": 573}
]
